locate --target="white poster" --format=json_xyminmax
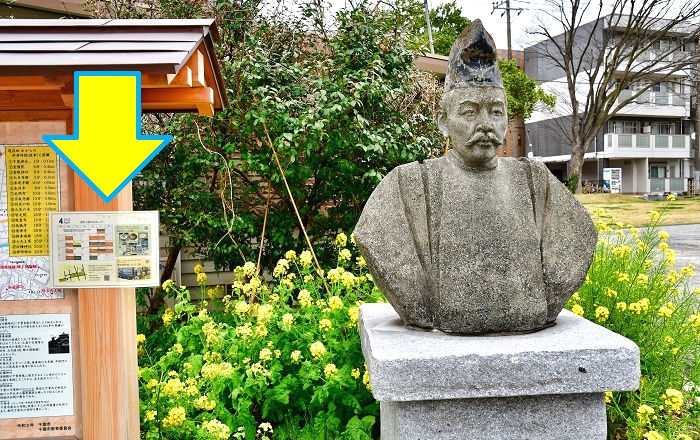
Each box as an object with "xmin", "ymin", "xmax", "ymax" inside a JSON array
[
  {"xmin": 49, "ymin": 211, "xmax": 159, "ymax": 288},
  {"xmin": 0, "ymin": 313, "xmax": 74, "ymax": 419}
]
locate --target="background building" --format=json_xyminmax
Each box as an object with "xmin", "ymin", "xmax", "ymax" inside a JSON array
[{"xmin": 524, "ymin": 16, "xmax": 697, "ymax": 194}]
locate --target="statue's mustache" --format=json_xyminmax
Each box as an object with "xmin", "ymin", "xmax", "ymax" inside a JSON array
[{"xmin": 467, "ymin": 131, "xmax": 501, "ymax": 146}]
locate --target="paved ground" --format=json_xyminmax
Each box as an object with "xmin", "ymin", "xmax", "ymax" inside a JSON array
[{"xmin": 664, "ymin": 224, "xmax": 700, "ymax": 289}]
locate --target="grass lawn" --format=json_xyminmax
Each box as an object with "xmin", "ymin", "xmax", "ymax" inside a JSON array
[{"xmin": 576, "ymin": 194, "xmax": 700, "ymax": 226}]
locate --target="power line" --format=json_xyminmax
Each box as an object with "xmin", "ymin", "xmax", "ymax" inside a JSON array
[{"xmin": 492, "ymin": 0, "xmax": 528, "ymax": 60}]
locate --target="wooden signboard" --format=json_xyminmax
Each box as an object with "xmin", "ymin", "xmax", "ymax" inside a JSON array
[{"xmin": 0, "ymin": 117, "xmax": 138, "ymax": 440}]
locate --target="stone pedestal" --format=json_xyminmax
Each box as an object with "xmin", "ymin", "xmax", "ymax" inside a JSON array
[{"xmin": 359, "ymin": 303, "xmax": 640, "ymax": 440}]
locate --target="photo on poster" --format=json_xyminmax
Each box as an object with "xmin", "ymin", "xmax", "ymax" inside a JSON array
[{"xmin": 116, "ymin": 224, "xmax": 151, "ymax": 257}]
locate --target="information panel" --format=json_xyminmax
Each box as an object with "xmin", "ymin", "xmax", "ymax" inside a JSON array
[
  {"xmin": 6, "ymin": 146, "xmax": 59, "ymax": 257},
  {"xmin": 49, "ymin": 211, "xmax": 159, "ymax": 288},
  {"xmin": 0, "ymin": 313, "xmax": 74, "ymax": 419},
  {"xmin": 0, "ymin": 146, "xmax": 62, "ymax": 301}
]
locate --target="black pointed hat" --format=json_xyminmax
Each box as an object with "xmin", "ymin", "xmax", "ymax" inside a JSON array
[{"xmin": 445, "ymin": 19, "xmax": 503, "ymax": 92}]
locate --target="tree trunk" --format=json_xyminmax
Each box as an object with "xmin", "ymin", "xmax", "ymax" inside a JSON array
[
  {"xmin": 147, "ymin": 242, "xmax": 182, "ymax": 317},
  {"xmin": 569, "ymin": 139, "xmax": 587, "ymax": 194}
]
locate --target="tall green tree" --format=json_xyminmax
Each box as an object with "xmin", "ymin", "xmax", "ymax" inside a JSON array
[{"xmin": 90, "ymin": 0, "xmax": 443, "ymax": 312}]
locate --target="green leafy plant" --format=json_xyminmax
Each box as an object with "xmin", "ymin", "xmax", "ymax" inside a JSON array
[
  {"xmin": 138, "ymin": 234, "xmax": 382, "ymax": 439},
  {"xmin": 568, "ymin": 197, "xmax": 699, "ymax": 440}
]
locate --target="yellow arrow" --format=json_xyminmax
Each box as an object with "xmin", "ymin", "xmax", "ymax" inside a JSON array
[{"xmin": 43, "ymin": 72, "xmax": 172, "ymax": 203}]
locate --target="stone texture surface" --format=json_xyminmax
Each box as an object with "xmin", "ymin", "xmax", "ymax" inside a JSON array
[
  {"xmin": 360, "ymin": 303, "xmax": 640, "ymax": 402},
  {"xmin": 354, "ymin": 20, "xmax": 597, "ymax": 335},
  {"xmin": 381, "ymin": 393, "xmax": 607, "ymax": 440}
]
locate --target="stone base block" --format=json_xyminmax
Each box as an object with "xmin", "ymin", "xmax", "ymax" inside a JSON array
[
  {"xmin": 360, "ymin": 303, "xmax": 640, "ymax": 440},
  {"xmin": 381, "ymin": 393, "xmax": 606, "ymax": 440}
]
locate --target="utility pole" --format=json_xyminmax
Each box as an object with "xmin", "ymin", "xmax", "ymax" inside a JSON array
[
  {"xmin": 492, "ymin": 0, "xmax": 525, "ymax": 60},
  {"xmin": 424, "ymin": 0, "xmax": 434, "ymax": 54}
]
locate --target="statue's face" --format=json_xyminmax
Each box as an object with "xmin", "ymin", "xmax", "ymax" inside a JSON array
[{"xmin": 438, "ymin": 87, "xmax": 507, "ymax": 168}]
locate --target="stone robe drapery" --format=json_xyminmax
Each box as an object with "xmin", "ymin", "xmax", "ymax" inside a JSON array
[{"xmin": 354, "ymin": 152, "xmax": 597, "ymax": 334}]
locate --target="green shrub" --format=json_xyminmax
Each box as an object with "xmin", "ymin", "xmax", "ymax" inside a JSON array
[
  {"xmin": 138, "ymin": 234, "xmax": 381, "ymax": 440},
  {"xmin": 568, "ymin": 197, "xmax": 699, "ymax": 440}
]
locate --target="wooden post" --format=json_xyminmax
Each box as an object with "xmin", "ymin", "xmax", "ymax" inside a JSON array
[{"xmin": 73, "ymin": 178, "xmax": 140, "ymax": 439}]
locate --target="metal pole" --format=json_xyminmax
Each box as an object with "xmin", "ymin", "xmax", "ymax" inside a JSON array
[
  {"xmin": 506, "ymin": 0, "xmax": 513, "ymax": 60},
  {"xmin": 424, "ymin": 0, "xmax": 435, "ymax": 54}
]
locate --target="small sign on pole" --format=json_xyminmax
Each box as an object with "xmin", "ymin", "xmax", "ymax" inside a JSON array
[
  {"xmin": 49, "ymin": 211, "xmax": 159, "ymax": 288},
  {"xmin": 603, "ymin": 168, "xmax": 622, "ymax": 194}
]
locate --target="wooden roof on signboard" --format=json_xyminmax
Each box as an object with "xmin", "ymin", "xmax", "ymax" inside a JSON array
[{"xmin": 0, "ymin": 19, "xmax": 227, "ymax": 117}]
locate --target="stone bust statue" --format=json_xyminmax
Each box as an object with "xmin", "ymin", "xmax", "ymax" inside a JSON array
[{"xmin": 354, "ymin": 20, "xmax": 597, "ymax": 334}]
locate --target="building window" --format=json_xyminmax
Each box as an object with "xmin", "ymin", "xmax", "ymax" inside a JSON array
[
  {"xmin": 650, "ymin": 164, "xmax": 666, "ymax": 178},
  {"xmin": 652, "ymin": 122, "xmax": 675, "ymax": 135}
]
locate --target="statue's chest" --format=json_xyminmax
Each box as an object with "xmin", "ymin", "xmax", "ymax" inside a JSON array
[
  {"xmin": 429, "ymin": 162, "xmax": 547, "ymax": 332},
  {"xmin": 436, "ymin": 164, "xmax": 537, "ymax": 252}
]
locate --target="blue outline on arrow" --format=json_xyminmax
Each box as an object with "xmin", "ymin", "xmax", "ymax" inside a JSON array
[{"xmin": 43, "ymin": 71, "xmax": 173, "ymax": 203}]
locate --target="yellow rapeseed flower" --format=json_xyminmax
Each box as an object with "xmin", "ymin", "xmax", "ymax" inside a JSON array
[
  {"xmin": 328, "ymin": 296, "xmax": 343, "ymax": 310},
  {"xmin": 667, "ymin": 194, "xmax": 676, "ymax": 201},
  {"xmin": 324, "ymin": 363, "xmax": 338, "ymax": 378},
  {"xmin": 162, "ymin": 308, "xmax": 175, "ymax": 326},
  {"xmin": 616, "ymin": 302, "xmax": 627, "ymax": 311},
  {"xmin": 137, "ymin": 334, "xmax": 146, "ymax": 344},
  {"xmin": 616, "ymin": 272, "xmax": 630, "ymax": 283},
  {"xmin": 348, "ymin": 306, "xmax": 359, "ymax": 325},
  {"xmin": 571, "ymin": 304, "xmax": 584, "ymax": 316},
  {"xmin": 203, "ymin": 419, "xmax": 231, "ymax": 439},
  {"xmin": 595, "ymin": 306, "xmax": 610, "ymax": 322},
  {"xmin": 259, "ymin": 348, "xmax": 273, "ymax": 361},
  {"xmin": 636, "ymin": 404, "xmax": 655, "ymax": 424},
  {"xmin": 281, "ymin": 313, "xmax": 294, "ymax": 327},
  {"xmin": 643, "ymin": 431, "xmax": 665, "ymax": 440},
  {"xmin": 658, "ymin": 305, "xmax": 673, "ymax": 318},
  {"xmin": 338, "ymin": 248, "xmax": 352, "ymax": 262},
  {"xmin": 319, "ymin": 319, "xmax": 333, "ymax": 331},
  {"xmin": 162, "ymin": 406, "xmax": 186, "ymax": 427},
  {"xmin": 356, "ymin": 256, "xmax": 366, "ymax": 267},
  {"xmin": 310, "ymin": 341, "xmax": 327, "ymax": 359},
  {"xmin": 145, "ymin": 410, "xmax": 157, "ymax": 421},
  {"xmin": 299, "ymin": 250, "xmax": 313, "ymax": 267},
  {"xmin": 604, "ymin": 391, "xmax": 612, "ymax": 403},
  {"xmin": 234, "ymin": 300, "xmax": 249, "ymax": 316},
  {"xmin": 290, "ymin": 350, "xmax": 302, "ymax": 362},
  {"xmin": 285, "ymin": 250, "xmax": 297, "ymax": 261},
  {"xmin": 661, "ymin": 388, "xmax": 684, "ymax": 412},
  {"xmin": 658, "ymin": 231, "xmax": 670, "ymax": 241},
  {"xmin": 298, "ymin": 289, "xmax": 312, "ymax": 307},
  {"xmin": 649, "ymin": 210, "xmax": 660, "ymax": 222},
  {"xmin": 351, "ymin": 368, "xmax": 361, "ymax": 379},
  {"xmin": 335, "ymin": 232, "xmax": 348, "ymax": 248}
]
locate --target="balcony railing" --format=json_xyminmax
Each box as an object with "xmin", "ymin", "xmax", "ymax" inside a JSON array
[
  {"xmin": 616, "ymin": 90, "xmax": 688, "ymax": 106},
  {"xmin": 650, "ymin": 178, "xmax": 688, "ymax": 194},
  {"xmin": 605, "ymin": 133, "xmax": 689, "ymax": 151}
]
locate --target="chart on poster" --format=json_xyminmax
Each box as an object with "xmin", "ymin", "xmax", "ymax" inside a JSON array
[
  {"xmin": 0, "ymin": 313, "xmax": 74, "ymax": 419},
  {"xmin": 0, "ymin": 146, "xmax": 62, "ymax": 301},
  {"xmin": 49, "ymin": 211, "xmax": 160, "ymax": 288}
]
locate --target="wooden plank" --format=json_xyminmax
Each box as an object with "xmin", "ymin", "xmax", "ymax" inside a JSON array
[
  {"xmin": 78, "ymin": 41, "xmax": 196, "ymax": 52},
  {"xmin": 142, "ymin": 86, "xmax": 213, "ymax": 105},
  {"xmin": 0, "ymin": 51, "xmax": 189, "ymax": 66},
  {"xmin": 190, "ymin": 49, "xmax": 206, "ymax": 87},
  {"xmin": 0, "ymin": 75, "xmax": 60, "ymax": 90},
  {"xmin": 0, "ymin": 31, "xmax": 204, "ymax": 43},
  {"xmin": 196, "ymin": 102, "xmax": 215, "ymax": 116},
  {"xmin": 0, "ymin": 90, "xmax": 67, "ymax": 110},
  {"xmin": 0, "ymin": 109, "xmax": 72, "ymax": 121},
  {"xmin": 167, "ymin": 65, "xmax": 192, "ymax": 87},
  {"xmin": 73, "ymin": 178, "xmax": 139, "ymax": 440}
]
